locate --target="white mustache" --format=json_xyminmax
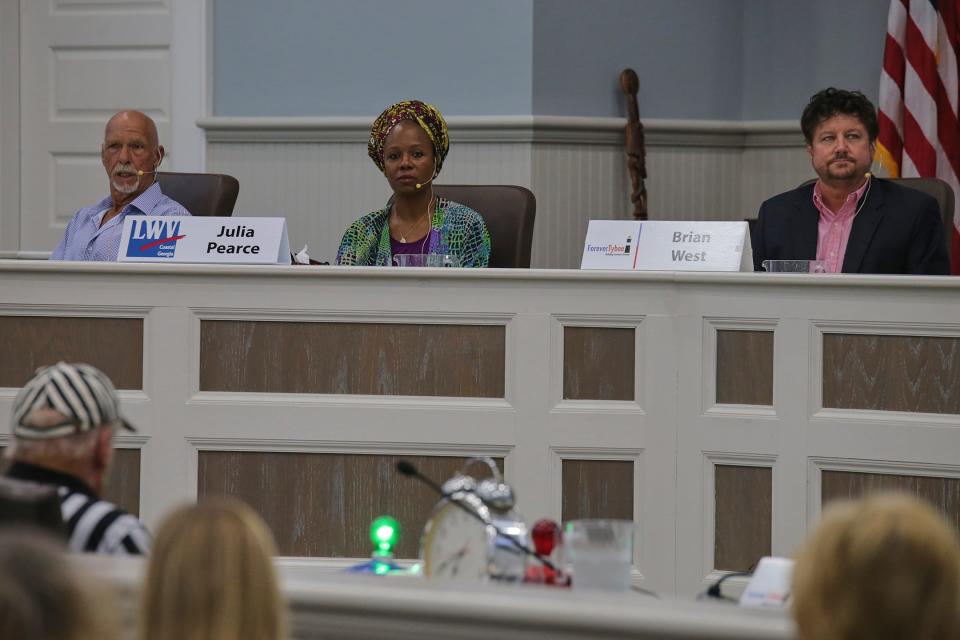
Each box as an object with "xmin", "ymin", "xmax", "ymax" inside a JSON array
[{"xmin": 111, "ymin": 163, "xmax": 140, "ymax": 194}]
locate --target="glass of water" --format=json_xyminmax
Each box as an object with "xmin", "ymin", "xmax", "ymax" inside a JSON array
[
  {"xmin": 392, "ymin": 254, "xmax": 461, "ymax": 267},
  {"xmin": 761, "ymin": 259, "xmax": 827, "ymax": 273},
  {"xmin": 564, "ymin": 519, "xmax": 634, "ymax": 591}
]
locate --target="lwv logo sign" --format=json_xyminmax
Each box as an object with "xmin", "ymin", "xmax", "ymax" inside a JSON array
[{"xmin": 125, "ymin": 218, "xmax": 186, "ymax": 258}]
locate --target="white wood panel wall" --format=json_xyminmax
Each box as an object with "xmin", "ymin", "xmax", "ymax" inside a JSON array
[
  {"xmin": 0, "ymin": 0, "xmax": 19, "ymax": 256},
  {"xmin": 203, "ymin": 118, "xmax": 815, "ymax": 269},
  {"xmin": 647, "ymin": 146, "xmax": 744, "ymax": 220},
  {"xmin": 531, "ymin": 143, "xmax": 629, "ymax": 268},
  {"xmin": 2, "ymin": 263, "xmax": 957, "ymax": 597},
  {"xmin": 741, "ymin": 146, "xmax": 819, "ymax": 214}
]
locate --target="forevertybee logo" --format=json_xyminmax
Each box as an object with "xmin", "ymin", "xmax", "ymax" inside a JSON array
[{"xmin": 584, "ymin": 234, "xmax": 633, "ymax": 256}]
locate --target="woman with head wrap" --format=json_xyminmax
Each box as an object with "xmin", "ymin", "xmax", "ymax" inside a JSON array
[{"xmin": 336, "ymin": 100, "xmax": 491, "ymax": 267}]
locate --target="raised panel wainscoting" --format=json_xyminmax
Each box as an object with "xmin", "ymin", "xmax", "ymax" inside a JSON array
[
  {"xmin": 197, "ymin": 451, "xmax": 505, "ymax": 558},
  {"xmin": 3, "ymin": 263, "xmax": 957, "ymax": 595}
]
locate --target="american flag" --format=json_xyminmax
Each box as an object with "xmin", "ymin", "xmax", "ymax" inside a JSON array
[{"xmin": 877, "ymin": 0, "xmax": 960, "ymax": 274}]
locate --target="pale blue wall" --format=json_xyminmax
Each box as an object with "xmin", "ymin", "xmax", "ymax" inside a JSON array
[
  {"xmin": 530, "ymin": 0, "xmax": 888, "ymax": 119},
  {"xmin": 741, "ymin": 0, "xmax": 888, "ymax": 120},
  {"xmin": 213, "ymin": 0, "xmax": 889, "ymax": 120},
  {"xmin": 213, "ymin": 0, "xmax": 534, "ymax": 116},
  {"xmin": 532, "ymin": 0, "xmax": 744, "ymax": 120}
]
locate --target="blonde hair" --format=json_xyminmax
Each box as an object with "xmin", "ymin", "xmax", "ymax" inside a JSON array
[
  {"xmin": 0, "ymin": 529, "xmax": 119, "ymax": 640},
  {"xmin": 140, "ymin": 498, "xmax": 287, "ymax": 640},
  {"xmin": 792, "ymin": 493, "xmax": 960, "ymax": 640}
]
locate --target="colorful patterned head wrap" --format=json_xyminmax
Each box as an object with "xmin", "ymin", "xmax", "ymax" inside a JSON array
[{"xmin": 368, "ymin": 100, "xmax": 449, "ymax": 177}]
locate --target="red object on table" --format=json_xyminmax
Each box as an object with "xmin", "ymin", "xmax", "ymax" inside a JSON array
[{"xmin": 525, "ymin": 519, "xmax": 568, "ymax": 586}]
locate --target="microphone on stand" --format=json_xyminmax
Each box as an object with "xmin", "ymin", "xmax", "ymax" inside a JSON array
[
  {"xmin": 396, "ymin": 460, "xmax": 445, "ymax": 495},
  {"xmin": 396, "ymin": 460, "xmax": 556, "ymax": 571}
]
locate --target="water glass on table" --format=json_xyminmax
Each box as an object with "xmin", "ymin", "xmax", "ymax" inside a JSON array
[
  {"xmin": 761, "ymin": 259, "xmax": 827, "ymax": 273},
  {"xmin": 392, "ymin": 254, "xmax": 461, "ymax": 267},
  {"xmin": 564, "ymin": 519, "xmax": 634, "ymax": 592}
]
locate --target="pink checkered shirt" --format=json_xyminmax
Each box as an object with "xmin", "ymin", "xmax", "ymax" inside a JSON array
[{"xmin": 813, "ymin": 178, "xmax": 870, "ymax": 273}]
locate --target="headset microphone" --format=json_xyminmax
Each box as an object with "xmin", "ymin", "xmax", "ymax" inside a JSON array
[{"xmin": 416, "ymin": 157, "xmax": 438, "ymax": 190}]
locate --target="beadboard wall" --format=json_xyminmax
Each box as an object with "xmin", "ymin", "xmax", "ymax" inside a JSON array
[{"xmin": 201, "ymin": 117, "xmax": 818, "ymax": 268}]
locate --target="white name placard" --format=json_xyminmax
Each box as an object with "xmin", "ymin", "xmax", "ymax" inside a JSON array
[
  {"xmin": 118, "ymin": 216, "xmax": 291, "ymax": 264},
  {"xmin": 580, "ymin": 220, "xmax": 643, "ymax": 270},
  {"xmin": 581, "ymin": 220, "xmax": 752, "ymax": 272},
  {"xmin": 634, "ymin": 221, "xmax": 751, "ymax": 272}
]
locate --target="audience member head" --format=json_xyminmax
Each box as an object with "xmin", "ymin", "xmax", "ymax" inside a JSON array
[
  {"xmin": 792, "ymin": 493, "xmax": 960, "ymax": 640},
  {"xmin": 0, "ymin": 528, "xmax": 118, "ymax": 640},
  {"xmin": 101, "ymin": 109, "xmax": 164, "ymax": 205},
  {"xmin": 6, "ymin": 362, "xmax": 134, "ymax": 495},
  {"xmin": 367, "ymin": 99, "xmax": 449, "ymax": 194},
  {"xmin": 801, "ymin": 87, "xmax": 879, "ymax": 145},
  {"xmin": 141, "ymin": 498, "xmax": 287, "ymax": 640}
]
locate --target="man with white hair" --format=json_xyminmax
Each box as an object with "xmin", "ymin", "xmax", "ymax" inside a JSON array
[
  {"xmin": 4, "ymin": 362, "xmax": 151, "ymax": 554},
  {"xmin": 50, "ymin": 109, "xmax": 191, "ymax": 261}
]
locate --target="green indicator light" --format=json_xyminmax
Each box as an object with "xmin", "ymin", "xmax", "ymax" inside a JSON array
[{"xmin": 370, "ymin": 515, "xmax": 400, "ymax": 556}]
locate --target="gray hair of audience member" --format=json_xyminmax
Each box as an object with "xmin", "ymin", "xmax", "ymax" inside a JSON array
[
  {"xmin": 6, "ymin": 428, "xmax": 104, "ymax": 464},
  {"xmin": 0, "ymin": 528, "xmax": 119, "ymax": 640},
  {"xmin": 6, "ymin": 423, "xmax": 114, "ymax": 500},
  {"xmin": 792, "ymin": 493, "xmax": 960, "ymax": 640},
  {"xmin": 140, "ymin": 498, "xmax": 287, "ymax": 640}
]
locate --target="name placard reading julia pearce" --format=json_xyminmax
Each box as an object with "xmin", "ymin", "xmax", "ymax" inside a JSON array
[{"xmin": 119, "ymin": 216, "xmax": 291, "ymax": 264}]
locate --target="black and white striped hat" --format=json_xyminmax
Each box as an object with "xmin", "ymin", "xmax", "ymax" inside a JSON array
[{"xmin": 12, "ymin": 362, "xmax": 135, "ymax": 439}]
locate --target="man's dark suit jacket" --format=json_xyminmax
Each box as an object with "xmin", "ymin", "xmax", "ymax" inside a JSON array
[{"xmin": 751, "ymin": 178, "xmax": 950, "ymax": 275}]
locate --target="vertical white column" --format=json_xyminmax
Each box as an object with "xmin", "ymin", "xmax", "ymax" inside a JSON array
[
  {"xmin": 0, "ymin": 0, "xmax": 20, "ymax": 258},
  {"xmin": 170, "ymin": 0, "xmax": 209, "ymax": 172}
]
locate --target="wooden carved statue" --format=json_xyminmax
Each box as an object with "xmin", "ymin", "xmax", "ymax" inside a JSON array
[{"xmin": 619, "ymin": 68, "xmax": 648, "ymax": 220}]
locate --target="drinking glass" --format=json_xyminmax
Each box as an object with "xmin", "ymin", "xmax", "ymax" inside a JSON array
[
  {"xmin": 761, "ymin": 259, "xmax": 827, "ymax": 273},
  {"xmin": 564, "ymin": 519, "xmax": 634, "ymax": 591},
  {"xmin": 392, "ymin": 254, "xmax": 461, "ymax": 267}
]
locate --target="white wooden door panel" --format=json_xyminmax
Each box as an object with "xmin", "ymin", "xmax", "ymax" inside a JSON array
[{"xmin": 19, "ymin": 0, "xmax": 171, "ymax": 253}]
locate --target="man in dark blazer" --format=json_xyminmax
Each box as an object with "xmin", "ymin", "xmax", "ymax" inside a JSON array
[{"xmin": 752, "ymin": 88, "xmax": 949, "ymax": 275}]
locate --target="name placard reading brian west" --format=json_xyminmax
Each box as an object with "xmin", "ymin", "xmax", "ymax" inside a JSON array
[
  {"xmin": 633, "ymin": 221, "xmax": 752, "ymax": 272},
  {"xmin": 118, "ymin": 216, "xmax": 291, "ymax": 264}
]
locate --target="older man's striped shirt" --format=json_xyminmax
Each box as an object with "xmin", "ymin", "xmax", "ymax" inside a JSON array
[
  {"xmin": 6, "ymin": 462, "xmax": 150, "ymax": 555},
  {"xmin": 59, "ymin": 486, "xmax": 151, "ymax": 554}
]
